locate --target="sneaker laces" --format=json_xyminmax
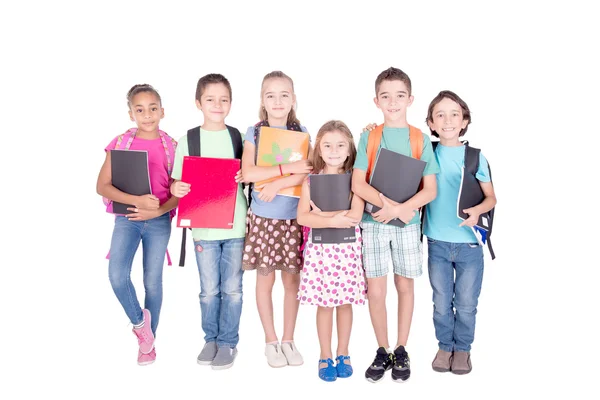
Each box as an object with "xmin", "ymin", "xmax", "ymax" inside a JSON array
[
  {"xmin": 395, "ymin": 351, "xmax": 409, "ymax": 368},
  {"xmin": 372, "ymin": 351, "xmax": 390, "ymax": 368}
]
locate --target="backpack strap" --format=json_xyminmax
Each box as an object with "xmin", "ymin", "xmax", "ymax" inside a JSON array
[
  {"xmin": 365, "ymin": 124, "xmax": 384, "ymax": 183},
  {"xmin": 226, "ymin": 125, "xmax": 243, "ymax": 160},
  {"xmin": 187, "ymin": 126, "xmax": 201, "ymax": 157},
  {"xmin": 464, "ymin": 143, "xmax": 496, "ymax": 260},
  {"xmin": 408, "ymin": 125, "xmax": 424, "ymax": 159}
]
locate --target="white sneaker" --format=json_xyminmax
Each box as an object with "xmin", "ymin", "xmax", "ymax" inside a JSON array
[
  {"xmin": 265, "ymin": 343, "xmax": 288, "ymax": 368},
  {"xmin": 281, "ymin": 341, "xmax": 304, "ymax": 366}
]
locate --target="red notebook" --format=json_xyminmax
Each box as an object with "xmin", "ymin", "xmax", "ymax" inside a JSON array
[{"xmin": 177, "ymin": 156, "xmax": 240, "ymax": 229}]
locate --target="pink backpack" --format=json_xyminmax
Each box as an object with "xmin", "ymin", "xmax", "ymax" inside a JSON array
[{"xmin": 104, "ymin": 128, "xmax": 178, "ymax": 265}]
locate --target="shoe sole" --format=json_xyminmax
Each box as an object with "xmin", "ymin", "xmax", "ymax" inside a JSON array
[
  {"xmin": 365, "ymin": 376, "xmax": 384, "ymax": 383},
  {"xmin": 197, "ymin": 359, "xmax": 213, "ymax": 366},
  {"xmin": 451, "ymin": 369, "xmax": 471, "ymax": 375},
  {"xmin": 138, "ymin": 360, "xmax": 155, "ymax": 366},
  {"xmin": 392, "ymin": 377, "xmax": 410, "ymax": 383},
  {"xmin": 267, "ymin": 361, "xmax": 288, "ymax": 368},
  {"xmin": 211, "ymin": 362, "xmax": 234, "ymax": 370},
  {"xmin": 433, "ymin": 367, "xmax": 451, "ymax": 372}
]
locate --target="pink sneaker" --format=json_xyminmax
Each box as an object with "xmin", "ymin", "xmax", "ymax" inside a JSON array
[
  {"xmin": 138, "ymin": 348, "xmax": 156, "ymax": 366},
  {"xmin": 132, "ymin": 309, "xmax": 155, "ymax": 354}
]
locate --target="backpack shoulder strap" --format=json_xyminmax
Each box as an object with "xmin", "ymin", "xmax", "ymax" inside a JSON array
[
  {"xmin": 408, "ymin": 125, "xmax": 424, "ymax": 159},
  {"xmin": 365, "ymin": 124, "xmax": 384, "ymax": 183},
  {"xmin": 187, "ymin": 126, "xmax": 201, "ymax": 157},
  {"xmin": 226, "ymin": 125, "xmax": 243, "ymax": 159},
  {"xmin": 464, "ymin": 142, "xmax": 481, "ymax": 176},
  {"xmin": 116, "ymin": 128, "xmax": 136, "ymax": 150},
  {"xmin": 431, "ymin": 140, "xmax": 439, "ymax": 152}
]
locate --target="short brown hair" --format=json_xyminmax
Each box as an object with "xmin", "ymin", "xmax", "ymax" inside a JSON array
[
  {"xmin": 312, "ymin": 120, "xmax": 356, "ymax": 174},
  {"xmin": 195, "ymin": 73, "xmax": 232, "ymax": 102},
  {"xmin": 375, "ymin": 67, "xmax": 412, "ymax": 96},
  {"xmin": 426, "ymin": 90, "xmax": 472, "ymax": 138}
]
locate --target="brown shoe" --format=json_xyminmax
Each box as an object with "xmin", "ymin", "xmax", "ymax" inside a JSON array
[
  {"xmin": 451, "ymin": 351, "xmax": 472, "ymax": 375},
  {"xmin": 431, "ymin": 349, "xmax": 453, "ymax": 372}
]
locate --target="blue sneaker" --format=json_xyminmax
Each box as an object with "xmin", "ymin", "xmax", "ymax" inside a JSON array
[
  {"xmin": 336, "ymin": 355, "xmax": 353, "ymax": 378},
  {"xmin": 318, "ymin": 358, "xmax": 337, "ymax": 382}
]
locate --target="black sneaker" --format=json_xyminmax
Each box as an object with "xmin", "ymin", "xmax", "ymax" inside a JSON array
[
  {"xmin": 391, "ymin": 346, "xmax": 411, "ymax": 382},
  {"xmin": 365, "ymin": 347, "xmax": 394, "ymax": 383}
]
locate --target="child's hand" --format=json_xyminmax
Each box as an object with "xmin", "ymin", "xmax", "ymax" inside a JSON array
[
  {"xmin": 373, "ymin": 194, "xmax": 415, "ymax": 224},
  {"xmin": 234, "ymin": 169, "xmax": 245, "ymax": 184},
  {"xmin": 256, "ymin": 181, "xmax": 279, "ymax": 202},
  {"xmin": 284, "ymin": 160, "xmax": 312, "ymax": 175},
  {"xmin": 331, "ymin": 211, "xmax": 360, "ymax": 228},
  {"xmin": 459, "ymin": 207, "xmax": 481, "ymax": 228},
  {"xmin": 136, "ymin": 194, "xmax": 160, "ymax": 210},
  {"xmin": 363, "ymin": 123, "xmax": 377, "ymax": 132},
  {"xmin": 309, "ymin": 200, "xmax": 322, "ymax": 215},
  {"xmin": 171, "ymin": 181, "xmax": 191, "ymax": 198},
  {"xmin": 126, "ymin": 207, "xmax": 161, "ymax": 221}
]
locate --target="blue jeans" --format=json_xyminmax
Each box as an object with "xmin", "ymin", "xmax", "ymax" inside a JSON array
[
  {"xmin": 108, "ymin": 213, "xmax": 171, "ymax": 336},
  {"xmin": 194, "ymin": 238, "xmax": 244, "ymax": 348},
  {"xmin": 427, "ymin": 238, "xmax": 484, "ymax": 352}
]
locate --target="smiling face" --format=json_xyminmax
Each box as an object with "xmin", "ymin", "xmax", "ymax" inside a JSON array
[
  {"xmin": 319, "ymin": 130, "xmax": 351, "ymax": 170},
  {"xmin": 261, "ymin": 77, "xmax": 295, "ymax": 122},
  {"xmin": 428, "ymin": 97, "xmax": 469, "ymax": 143},
  {"xmin": 195, "ymin": 82, "xmax": 231, "ymax": 126},
  {"xmin": 128, "ymin": 91, "xmax": 164, "ymax": 134},
  {"xmin": 374, "ymin": 79, "xmax": 413, "ymax": 124}
]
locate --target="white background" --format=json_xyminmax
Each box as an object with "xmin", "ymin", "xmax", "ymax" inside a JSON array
[{"xmin": 1, "ymin": 0, "xmax": 597, "ymax": 398}]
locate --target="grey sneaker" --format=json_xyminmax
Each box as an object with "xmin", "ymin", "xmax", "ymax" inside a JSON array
[
  {"xmin": 211, "ymin": 346, "xmax": 238, "ymax": 370},
  {"xmin": 197, "ymin": 342, "xmax": 218, "ymax": 365}
]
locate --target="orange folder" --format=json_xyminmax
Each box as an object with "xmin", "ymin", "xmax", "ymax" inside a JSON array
[{"xmin": 255, "ymin": 126, "xmax": 310, "ymax": 198}]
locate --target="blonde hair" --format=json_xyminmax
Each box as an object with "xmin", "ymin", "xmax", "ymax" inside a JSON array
[
  {"xmin": 258, "ymin": 71, "xmax": 301, "ymax": 125},
  {"xmin": 312, "ymin": 120, "xmax": 357, "ymax": 174}
]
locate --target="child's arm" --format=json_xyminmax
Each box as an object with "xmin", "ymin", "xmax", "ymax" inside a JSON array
[
  {"xmin": 296, "ymin": 180, "xmax": 359, "ymax": 229},
  {"xmin": 346, "ymin": 192, "xmax": 366, "ymax": 222},
  {"xmin": 459, "ymin": 181, "xmax": 497, "ymax": 227},
  {"xmin": 96, "ymin": 151, "xmax": 160, "ymax": 210},
  {"xmin": 351, "ymin": 169, "xmax": 384, "ymax": 208},
  {"xmin": 241, "ymin": 142, "xmax": 312, "ymax": 183},
  {"xmin": 126, "ymin": 195, "xmax": 179, "ymax": 221}
]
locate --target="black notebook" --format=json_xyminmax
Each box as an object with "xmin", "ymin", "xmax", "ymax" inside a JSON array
[
  {"xmin": 110, "ymin": 149, "xmax": 152, "ymax": 214},
  {"xmin": 365, "ymin": 148, "xmax": 427, "ymax": 227},
  {"xmin": 457, "ymin": 168, "xmax": 491, "ymax": 232},
  {"xmin": 310, "ymin": 174, "xmax": 356, "ymax": 244}
]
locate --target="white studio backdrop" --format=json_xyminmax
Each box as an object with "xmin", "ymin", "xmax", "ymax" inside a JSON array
[{"xmin": 1, "ymin": 1, "xmax": 597, "ymax": 399}]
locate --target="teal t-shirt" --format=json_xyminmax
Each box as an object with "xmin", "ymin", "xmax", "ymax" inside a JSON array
[
  {"xmin": 354, "ymin": 126, "xmax": 440, "ymax": 225},
  {"xmin": 171, "ymin": 128, "xmax": 247, "ymax": 241},
  {"xmin": 423, "ymin": 144, "xmax": 491, "ymax": 243}
]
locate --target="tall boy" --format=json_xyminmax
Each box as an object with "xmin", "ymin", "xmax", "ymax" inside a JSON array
[{"xmin": 352, "ymin": 67, "xmax": 440, "ymax": 382}]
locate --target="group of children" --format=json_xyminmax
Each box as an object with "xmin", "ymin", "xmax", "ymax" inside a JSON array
[{"xmin": 96, "ymin": 67, "xmax": 497, "ymax": 382}]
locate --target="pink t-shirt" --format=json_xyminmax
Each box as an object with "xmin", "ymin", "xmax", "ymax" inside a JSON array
[{"xmin": 105, "ymin": 135, "xmax": 171, "ymax": 207}]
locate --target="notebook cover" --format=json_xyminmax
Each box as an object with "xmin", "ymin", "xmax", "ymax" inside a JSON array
[
  {"xmin": 310, "ymin": 174, "xmax": 355, "ymax": 244},
  {"xmin": 110, "ymin": 149, "xmax": 151, "ymax": 215},
  {"xmin": 177, "ymin": 156, "xmax": 240, "ymax": 229},
  {"xmin": 365, "ymin": 148, "xmax": 426, "ymax": 227},
  {"xmin": 255, "ymin": 126, "xmax": 310, "ymax": 198}
]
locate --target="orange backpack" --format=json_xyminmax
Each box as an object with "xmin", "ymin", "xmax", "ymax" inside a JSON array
[{"xmin": 365, "ymin": 124, "xmax": 424, "ymax": 183}]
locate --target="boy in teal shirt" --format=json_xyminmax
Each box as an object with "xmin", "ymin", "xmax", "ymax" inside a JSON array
[{"xmin": 352, "ymin": 67, "xmax": 440, "ymax": 382}]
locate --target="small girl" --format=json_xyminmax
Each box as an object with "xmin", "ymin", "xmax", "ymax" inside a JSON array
[
  {"xmin": 241, "ymin": 71, "xmax": 312, "ymax": 367},
  {"xmin": 296, "ymin": 120, "xmax": 367, "ymax": 382},
  {"xmin": 96, "ymin": 84, "xmax": 178, "ymax": 366},
  {"xmin": 423, "ymin": 90, "xmax": 497, "ymax": 374}
]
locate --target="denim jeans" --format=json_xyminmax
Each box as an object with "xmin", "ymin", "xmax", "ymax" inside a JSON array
[
  {"xmin": 194, "ymin": 238, "xmax": 244, "ymax": 348},
  {"xmin": 427, "ymin": 238, "xmax": 484, "ymax": 352},
  {"xmin": 108, "ymin": 213, "xmax": 171, "ymax": 336}
]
